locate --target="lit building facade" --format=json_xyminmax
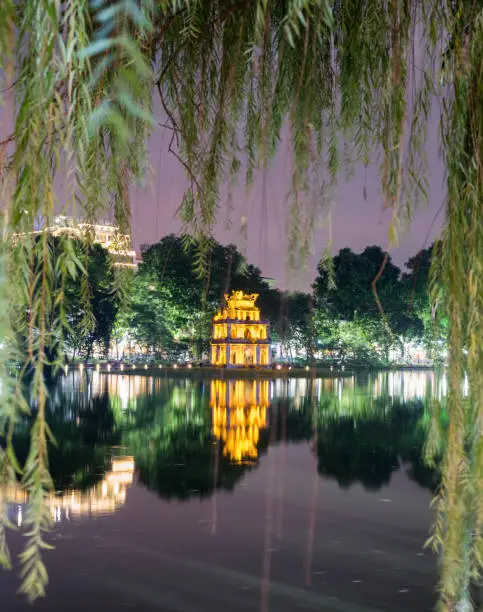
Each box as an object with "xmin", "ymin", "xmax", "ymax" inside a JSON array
[
  {"xmin": 13, "ymin": 215, "xmax": 138, "ymax": 269},
  {"xmin": 211, "ymin": 291, "xmax": 271, "ymax": 367},
  {"xmin": 211, "ymin": 379, "xmax": 269, "ymax": 463}
]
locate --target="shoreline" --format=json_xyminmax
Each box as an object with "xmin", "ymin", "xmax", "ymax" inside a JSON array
[{"xmin": 90, "ymin": 364, "xmax": 436, "ymax": 379}]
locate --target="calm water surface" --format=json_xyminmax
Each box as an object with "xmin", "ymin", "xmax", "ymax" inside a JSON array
[{"xmin": 2, "ymin": 370, "xmax": 443, "ymax": 611}]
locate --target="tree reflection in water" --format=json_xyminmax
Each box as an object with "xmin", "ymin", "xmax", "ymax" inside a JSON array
[
  {"xmin": 9, "ymin": 379, "xmax": 132, "ymax": 522},
  {"xmin": 121, "ymin": 379, "xmax": 271, "ymax": 500},
  {"xmin": 8, "ymin": 370, "xmax": 442, "ymax": 510},
  {"xmin": 2, "ymin": 369, "xmax": 451, "ymax": 608}
]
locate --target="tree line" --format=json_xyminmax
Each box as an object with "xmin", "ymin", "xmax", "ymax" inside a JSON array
[{"xmin": 58, "ymin": 234, "xmax": 444, "ymax": 366}]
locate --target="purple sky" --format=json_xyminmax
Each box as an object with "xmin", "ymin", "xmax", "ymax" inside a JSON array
[
  {"xmin": 1, "ymin": 83, "xmax": 446, "ymax": 292},
  {"xmin": 131, "ymin": 108, "xmax": 445, "ymax": 291}
]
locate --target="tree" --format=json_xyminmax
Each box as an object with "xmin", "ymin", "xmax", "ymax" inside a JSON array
[
  {"xmin": 314, "ymin": 246, "xmax": 424, "ymax": 364},
  {"xmin": 315, "ymin": 246, "xmax": 405, "ymax": 320},
  {"xmin": 65, "ymin": 242, "xmax": 120, "ymax": 360},
  {"xmin": 402, "ymin": 242, "xmax": 446, "ymax": 361},
  {"xmin": 121, "ymin": 235, "xmax": 280, "ymax": 359},
  {"xmin": 273, "ymin": 292, "xmax": 313, "ymax": 362},
  {"xmin": 11, "ymin": 236, "xmax": 119, "ymax": 372}
]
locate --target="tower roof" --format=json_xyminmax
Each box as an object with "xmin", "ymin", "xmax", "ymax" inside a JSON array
[{"xmin": 224, "ymin": 290, "xmax": 259, "ymax": 310}]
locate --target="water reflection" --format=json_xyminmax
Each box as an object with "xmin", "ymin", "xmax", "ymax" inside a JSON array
[
  {"xmin": 211, "ymin": 379, "xmax": 269, "ymax": 463},
  {"xmin": 121, "ymin": 378, "xmax": 264, "ymax": 501},
  {"xmin": 10, "ymin": 370, "xmax": 442, "ymax": 519},
  {"xmin": 7, "ymin": 456, "xmax": 134, "ymax": 523}
]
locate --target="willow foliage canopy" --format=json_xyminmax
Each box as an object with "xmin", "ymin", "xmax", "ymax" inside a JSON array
[{"xmin": 0, "ymin": 0, "xmax": 482, "ymax": 609}]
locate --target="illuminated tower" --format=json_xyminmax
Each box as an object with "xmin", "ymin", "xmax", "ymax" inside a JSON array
[
  {"xmin": 210, "ymin": 291, "xmax": 271, "ymax": 367},
  {"xmin": 211, "ymin": 379, "xmax": 269, "ymax": 463}
]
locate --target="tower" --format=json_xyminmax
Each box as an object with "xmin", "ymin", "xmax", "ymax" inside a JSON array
[{"xmin": 210, "ymin": 291, "xmax": 271, "ymax": 367}]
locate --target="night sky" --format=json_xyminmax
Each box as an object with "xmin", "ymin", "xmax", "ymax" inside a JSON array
[
  {"xmin": 1, "ymin": 93, "xmax": 446, "ymax": 292},
  {"xmin": 131, "ymin": 102, "xmax": 445, "ymax": 291}
]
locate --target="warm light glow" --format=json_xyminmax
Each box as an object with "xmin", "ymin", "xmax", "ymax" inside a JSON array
[
  {"xmin": 107, "ymin": 364, "xmax": 111, "ymax": 372},
  {"xmin": 144, "ymin": 364, "xmax": 148, "ymax": 370},
  {"xmin": 211, "ymin": 380, "xmax": 269, "ymax": 463},
  {"xmin": 7, "ymin": 456, "xmax": 134, "ymax": 522},
  {"xmin": 13, "ymin": 216, "xmax": 138, "ymax": 269},
  {"xmin": 187, "ymin": 363, "xmax": 192, "ymax": 369},
  {"xmin": 210, "ymin": 291, "xmax": 271, "ymax": 367},
  {"xmin": 173, "ymin": 364, "xmax": 178, "ymax": 369},
  {"xmin": 120, "ymin": 364, "xmax": 124, "ymax": 371}
]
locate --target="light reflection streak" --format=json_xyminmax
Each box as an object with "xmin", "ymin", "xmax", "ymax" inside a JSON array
[
  {"xmin": 260, "ymin": 405, "xmax": 277, "ymax": 612},
  {"xmin": 7, "ymin": 457, "xmax": 134, "ymax": 522},
  {"xmin": 210, "ymin": 379, "xmax": 269, "ymax": 463}
]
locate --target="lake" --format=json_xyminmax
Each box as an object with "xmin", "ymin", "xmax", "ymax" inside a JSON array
[{"xmin": 2, "ymin": 370, "xmax": 444, "ymax": 611}]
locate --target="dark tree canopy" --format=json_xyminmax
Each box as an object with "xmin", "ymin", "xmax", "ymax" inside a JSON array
[{"xmin": 120, "ymin": 235, "xmax": 288, "ymax": 358}]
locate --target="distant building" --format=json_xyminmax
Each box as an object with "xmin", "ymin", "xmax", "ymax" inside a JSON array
[
  {"xmin": 13, "ymin": 216, "xmax": 138, "ymax": 269},
  {"xmin": 210, "ymin": 291, "xmax": 271, "ymax": 367}
]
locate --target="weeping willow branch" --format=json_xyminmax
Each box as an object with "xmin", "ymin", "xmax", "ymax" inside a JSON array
[
  {"xmin": 0, "ymin": 0, "xmax": 154, "ymax": 600},
  {"xmin": 425, "ymin": 4, "xmax": 483, "ymax": 610}
]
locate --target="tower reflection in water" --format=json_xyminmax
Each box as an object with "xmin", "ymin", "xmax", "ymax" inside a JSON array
[
  {"xmin": 8, "ymin": 456, "xmax": 135, "ymax": 525},
  {"xmin": 211, "ymin": 379, "xmax": 270, "ymax": 463}
]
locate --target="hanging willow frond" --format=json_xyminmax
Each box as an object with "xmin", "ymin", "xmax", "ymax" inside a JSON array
[
  {"xmin": 1, "ymin": 0, "xmax": 154, "ymax": 600},
  {"xmin": 425, "ymin": 3, "xmax": 483, "ymax": 609},
  {"xmin": 149, "ymin": 0, "xmax": 439, "ymax": 275},
  {"xmin": 80, "ymin": 0, "xmax": 155, "ymax": 233}
]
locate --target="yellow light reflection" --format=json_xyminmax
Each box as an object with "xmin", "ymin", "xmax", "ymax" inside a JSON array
[
  {"xmin": 7, "ymin": 457, "xmax": 134, "ymax": 522},
  {"xmin": 210, "ymin": 379, "xmax": 270, "ymax": 463}
]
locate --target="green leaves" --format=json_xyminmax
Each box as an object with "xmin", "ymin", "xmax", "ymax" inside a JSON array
[
  {"xmin": 283, "ymin": 0, "xmax": 333, "ymax": 47},
  {"xmin": 84, "ymin": 0, "xmax": 155, "ymax": 157}
]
